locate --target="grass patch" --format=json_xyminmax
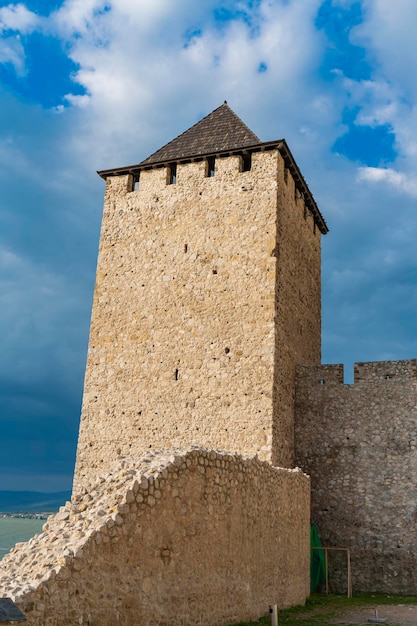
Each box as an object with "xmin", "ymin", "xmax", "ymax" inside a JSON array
[{"xmin": 231, "ymin": 593, "xmax": 417, "ymax": 626}]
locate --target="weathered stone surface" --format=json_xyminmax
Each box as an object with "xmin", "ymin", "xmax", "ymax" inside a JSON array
[
  {"xmin": 73, "ymin": 150, "xmax": 322, "ymax": 493},
  {"xmin": 0, "ymin": 449, "xmax": 310, "ymax": 626},
  {"xmin": 295, "ymin": 359, "xmax": 417, "ymax": 593}
]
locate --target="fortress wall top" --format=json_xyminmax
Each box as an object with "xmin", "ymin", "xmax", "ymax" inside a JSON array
[
  {"xmin": 296, "ymin": 363, "xmax": 344, "ymax": 386},
  {"xmin": 354, "ymin": 358, "xmax": 417, "ymax": 383},
  {"xmin": 128, "ymin": 151, "xmax": 280, "ymax": 193},
  {"xmin": 296, "ymin": 359, "xmax": 417, "ymax": 389},
  {"xmin": 295, "ymin": 359, "xmax": 417, "ymax": 592}
]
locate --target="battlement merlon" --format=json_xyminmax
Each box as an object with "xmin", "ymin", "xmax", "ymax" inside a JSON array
[
  {"xmin": 296, "ymin": 359, "xmax": 417, "ymax": 386},
  {"xmin": 97, "ymin": 139, "xmax": 328, "ymax": 235},
  {"xmin": 296, "ymin": 364, "xmax": 344, "ymax": 386},
  {"xmin": 353, "ymin": 359, "xmax": 417, "ymax": 383}
]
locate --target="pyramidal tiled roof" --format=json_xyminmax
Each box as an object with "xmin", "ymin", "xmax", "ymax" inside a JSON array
[
  {"xmin": 97, "ymin": 103, "xmax": 328, "ymax": 234},
  {"xmin": 139, "ymin": 102, "xmax": 261, "ymax": 166}
]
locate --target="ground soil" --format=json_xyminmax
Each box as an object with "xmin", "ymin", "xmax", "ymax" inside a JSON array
[{"xmin": 327, "ymin": 602, "xmax": 417, "ymax": 625}]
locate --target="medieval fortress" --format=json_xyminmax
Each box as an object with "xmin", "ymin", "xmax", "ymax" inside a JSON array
[{"xmin": 1, "ymin": 103, "xmax": 416, "ymax": 625}]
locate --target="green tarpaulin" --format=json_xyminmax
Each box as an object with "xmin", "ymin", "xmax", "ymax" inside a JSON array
[{"xmin": 310, "ymin": 524, "xmax": 326, "ymax": 592}]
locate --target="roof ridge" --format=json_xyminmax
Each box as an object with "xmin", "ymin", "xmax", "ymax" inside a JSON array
[
  {"xmin": 139, "ymin": 102, "xmax": 227, "ymax": 165},
  {"xmin": 139, "ymin": 102, "xmax": 261, "ymax": 166},
  {"xmin": 221, "ymin": 101, "xmax": 261, "ymax": 145}
]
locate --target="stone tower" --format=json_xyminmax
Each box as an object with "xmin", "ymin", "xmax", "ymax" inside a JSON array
[{"xmin": 73, "ymin": 103, "xmax": 328, "ymax": 493}]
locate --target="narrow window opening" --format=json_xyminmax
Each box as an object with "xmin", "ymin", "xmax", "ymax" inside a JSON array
[
  {"xmin": 385, "ymin": 374, "xmax": 391, "ymax": 380},
  {"xmin": 168, "ymin": 163, "xmax": 177, "ymax": 185},
  {"xmin": 241, "ymin": 153, "xmax": 252, "ymax": 172},
  {"xmin": 319, "ymin": 379, "xmax": 325, "ymax": 385},
  {"xmin": 174, "ymin": 368, "xmax": 179, "ymax": 380},
  {"xmin": 207, "ymin": 157, "xmax": 215, "ymax": 178},
  {"xmin": 132, "ymin": 174, "xmax": 140, "ymax": 191},
  {"xmin": 212, "ymin": 268, "xmax": 218, "ymax": 275},
  {"xmin": 225, "ymin": 347, "xmax": 230, "ymax": 354},
  {"xmin": 184, "ymin": 243, "xmax": 188, "ymax": 253}
]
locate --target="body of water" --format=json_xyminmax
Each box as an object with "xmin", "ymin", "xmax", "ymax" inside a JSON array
[{"xmin": 0, "ymin": 517, "xmax": 45, "ymax": 560}]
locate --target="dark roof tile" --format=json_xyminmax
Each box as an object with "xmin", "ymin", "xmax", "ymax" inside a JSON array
[
  {"xmin": 140, "ymin": 102, "xmax": 260, "ymax": 165},
  {"xmin": 96, "ymin": 103, "xmax": 328, "ymax": 234}
]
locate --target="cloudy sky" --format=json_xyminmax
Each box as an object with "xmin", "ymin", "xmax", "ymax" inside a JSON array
[{"xmin": 1, "ymin": 0, "xmax": 416, "ymax": 492}]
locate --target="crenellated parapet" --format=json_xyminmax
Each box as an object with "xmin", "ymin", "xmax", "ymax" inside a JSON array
[
  {"xmin": 296, "ymin": 358, "xmax": 417, "ymax": 387},
  {"xmin": 295, "ymin": 358, "xmax": 417, "ymax": 593},
  {"xmin": 296, "ymin": 363, "xmax": 345, "ymax": 387},
  {"xmin": 353, "ymin": 358, "xmax": 417, "ymax": 383}
]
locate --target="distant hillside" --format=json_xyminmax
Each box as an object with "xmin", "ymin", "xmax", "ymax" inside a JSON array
[{"xmin": 0, "ymin": 491, "xmax": 71, "ymax": 513}]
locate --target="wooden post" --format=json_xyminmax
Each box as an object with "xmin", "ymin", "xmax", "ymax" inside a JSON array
[
  {"xmin": 347, "ymin": 549, "xmax": 352, "ymax": 598},
  {"xmin": 311, "ymin": 546, "xmax": 351, "ymax": 597}
]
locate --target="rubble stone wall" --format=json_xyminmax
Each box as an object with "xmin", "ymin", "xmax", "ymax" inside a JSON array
[
  {"xmin": 272, "ymin": 158, "xmax": 321, "ymax": 467},
  {"xmin": 0, "ymin": 448, "xmax": 310, "ymax": 626},
  {"xmin": 295, "ymin": 359, "xmax": 417, "ymax": 593},
  {"xmin": 73, "ymin": 150, "xmax": 321, "ymax": 493}
]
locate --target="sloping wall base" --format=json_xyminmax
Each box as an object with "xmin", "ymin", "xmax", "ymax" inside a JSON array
[{"xmin": 0, "ymin": 448, "xmax": 309, "ymax": 626}]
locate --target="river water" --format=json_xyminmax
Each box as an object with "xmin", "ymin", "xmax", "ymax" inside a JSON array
[{"xmin": 0, "ymin": 517, "xmax": 45, "ymax": 560}]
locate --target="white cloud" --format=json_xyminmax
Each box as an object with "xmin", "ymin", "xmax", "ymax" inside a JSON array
[
  {"xmin": 357, "ymin": 166, "xmax": 417, "ymax": 197},
  {"xmin": 0, "ymin": 3, "xmax": 39, "ymax": 33},
  {"xmin": 44, "ymin": 0, "xmax": 326, "ymax": 167},
  {"xmin": 340, "ymin": 75, "xmax": 398, "ymax": 126},
  {"xmin": 64, "ymin": 93, "xmax": 91, "ymax": 108},
  {"xmin": 0, "ymin": 34, "xmax": 25, "ymax": 72},
  {"xmin": 346, "ymin": 1, "xmax": 417, "ymax": 164},
  {"xmin": 356, "ymin": 0, "xmax": 417, "ymax": 100},
  {"xmin": 0, "ymin": 4, "xmax": 39, "ymax": 72}
]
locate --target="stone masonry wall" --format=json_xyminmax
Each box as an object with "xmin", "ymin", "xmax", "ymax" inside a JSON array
[
  {"xmin": 295, "ymin": 359, "xmax": 417, "ymax": 593},
  {"xmin": 273, "ymin": 159, "xmax": 321, "ymax": 467},
  {"xmin": 0, "ymin": 448, "xmax": 310, "ymax": 626},
  {"xmin": 73, "ymin": 150, "xmax": 321, "ymax": 492}
]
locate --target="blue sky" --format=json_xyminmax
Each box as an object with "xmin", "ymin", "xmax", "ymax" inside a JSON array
[{"xmin": 1, "ymin": 0, "xmax": 417, "ymax": 491}]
